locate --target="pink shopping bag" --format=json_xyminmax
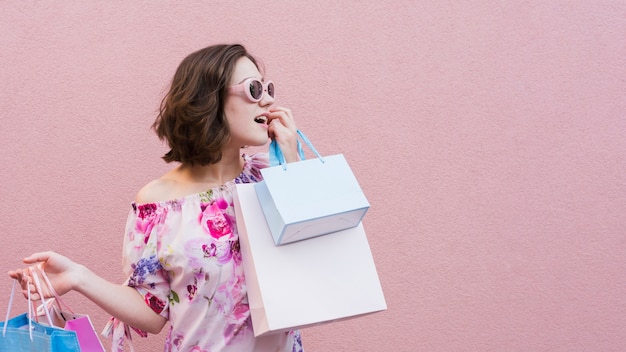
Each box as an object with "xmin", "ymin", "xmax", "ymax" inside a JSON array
[
  {"xmin": 64, "ymin": 312, "xmax": 105, "ymax": 352},
  {"xmin": 32, "ymin": 266, "xmax": 106, "ymax": 352}
]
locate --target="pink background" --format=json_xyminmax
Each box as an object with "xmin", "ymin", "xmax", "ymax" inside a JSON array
[{"xmin": 2, "ymin": 1, "xmax": 625, "ymax": 351}]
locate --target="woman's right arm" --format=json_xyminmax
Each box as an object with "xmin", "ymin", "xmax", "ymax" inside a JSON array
[{"xmin": 8, "ymin": 251, "xmax": 167, "ymax": 334}]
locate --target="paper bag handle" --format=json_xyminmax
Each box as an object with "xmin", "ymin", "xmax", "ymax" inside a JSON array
[
  {"xmin": 29, "ymin": 267, "xmax": 57, "ymax": 325},
  {"xmin": 31, "ymin": 265, "xmax": 76, "ymax": 318},
  {"xmin": 3, "ymin": 278, "xmax": 36, "ymax": 341},
  {"xmin": 3, "ymin": 266, "xmax": 73, "ymax": 340},
  {"xmin": 269, "ymin": 129, "xmax": 324, "ymax": 169}
]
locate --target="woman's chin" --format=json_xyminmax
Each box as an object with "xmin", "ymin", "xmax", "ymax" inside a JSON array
[{"xmin": 248, "ymin": 137, "xmax": 271, "ymax": 147}]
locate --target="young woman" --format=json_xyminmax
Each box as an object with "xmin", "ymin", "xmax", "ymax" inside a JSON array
[{"xmin": 9, "ymin": 44, "xmax": 304, "ymax": 352}]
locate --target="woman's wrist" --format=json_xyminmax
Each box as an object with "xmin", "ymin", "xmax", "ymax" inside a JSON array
[{"xmin": 72, "ymin": 263, "xmax": 90, "ymax": 294}]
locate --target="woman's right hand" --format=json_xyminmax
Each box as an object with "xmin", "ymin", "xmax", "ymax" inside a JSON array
[
  {"xmin": 8, "ymin": 251, "xmax": 168, "ymax": 334},
  {"xmin": 8, "ymin": 251, "xmax": 82, "ymax": 300}
]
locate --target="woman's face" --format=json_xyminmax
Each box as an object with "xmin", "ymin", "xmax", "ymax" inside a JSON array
[{"xmin": 224, "ymin": 57, "xmax": 275, "ymax": 148}]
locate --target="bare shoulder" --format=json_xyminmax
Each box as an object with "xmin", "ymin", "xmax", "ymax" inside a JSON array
[
  {"xmin": 135, "ymin": 178, "xmax": 177, "ymax": 204},
  {"xmin": 134, "ymin": 167, "xmax": 214, "ymax": 204}
]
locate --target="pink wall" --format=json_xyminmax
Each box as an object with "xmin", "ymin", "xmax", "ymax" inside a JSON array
[{"xmin": 2, "ymin": 2, "xmax": 625, "ymax": 351}]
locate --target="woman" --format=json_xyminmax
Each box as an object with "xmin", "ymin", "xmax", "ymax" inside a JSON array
[{"xmin": 9, "ymin": 44, "xmax": 304, "ymax": 352}]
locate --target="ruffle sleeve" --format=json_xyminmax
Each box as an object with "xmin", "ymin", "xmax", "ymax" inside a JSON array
[
  {"xmin": 237, "ymin": 152, "xmax": 268, "ymax": 184},
  {"xmin": 102, "ymin": 202, "xmax": 171, "ymax": 351}
]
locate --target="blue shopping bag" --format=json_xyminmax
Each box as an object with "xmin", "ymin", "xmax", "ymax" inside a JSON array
[
  {"xmin": 1, "ymin": 281, "xmax": 81, "ymax": 352},
  {"xmin": 255, "ymin": 130, "xmax": 370, "ymax": 245},
  {"xmin": 0, "ymin": 313, "xmax": 81, "ymax": 351}
]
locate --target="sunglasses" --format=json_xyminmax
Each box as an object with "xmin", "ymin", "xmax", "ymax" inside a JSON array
[{"xmin": 228, "ymin": 78, "xmax": 275, "ymax": 103}]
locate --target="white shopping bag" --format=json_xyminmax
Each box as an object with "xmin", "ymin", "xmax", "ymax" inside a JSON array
[
  {"xmin": 256, "ymin": 130, "xmax": 370, "ymax": 245},
  {"xmin": 235, "ymin": 183, "xmax": 386, "ymax": 337}
]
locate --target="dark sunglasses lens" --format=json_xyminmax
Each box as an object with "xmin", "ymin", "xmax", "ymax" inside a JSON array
[
  {"xmin": 249, "ymin": 80, "xmax": 263, "ymax": 100},
  {"xmin": 267, "ymin": 82, "xmax": 275, "ymax": 98}
]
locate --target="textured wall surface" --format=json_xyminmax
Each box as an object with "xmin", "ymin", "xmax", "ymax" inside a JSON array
[{"xmin": 1, "ymin": 1, "xmax": 625, "ymax": 351}]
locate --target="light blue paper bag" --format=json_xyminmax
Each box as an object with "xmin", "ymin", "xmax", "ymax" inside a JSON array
[
  {"xmin": 0, "ymin": 281, "xmax": 81, "ymax": 352},
  {"xmin": 255, "ymin": 130, "xmax": 370, "ymax": 245},
  {"xmin": 0, "ymin": 313, "xmax": 82, "ymax": 352}
]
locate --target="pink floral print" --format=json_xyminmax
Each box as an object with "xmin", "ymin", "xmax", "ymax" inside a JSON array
[
  {"xmin": 200, "ymin": 201, "xmax": 233, "ymax": 241},
  {"xmin": 103, "ymin": 154, "xmax": 303, "ymax": 352}
]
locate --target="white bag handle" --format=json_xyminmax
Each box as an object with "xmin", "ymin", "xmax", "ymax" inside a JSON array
[
  {"xmin": 29, "ymin": 266, "xmax": 56, "ymax": 326},
  {"xmin": 3, "ymin": 278, "xmax": 35, "ymax": 341}
]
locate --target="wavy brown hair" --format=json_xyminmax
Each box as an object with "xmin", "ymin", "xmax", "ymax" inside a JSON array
[{"xmin": 152, "ymin": 44, "xmax": 260, "ymax": 165}]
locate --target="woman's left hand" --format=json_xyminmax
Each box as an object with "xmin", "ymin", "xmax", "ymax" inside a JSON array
[{"xmin": 267, "ymin": 106, "xmax": 299, "ymax": 163}]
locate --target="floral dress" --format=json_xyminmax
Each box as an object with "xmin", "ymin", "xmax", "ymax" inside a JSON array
[{"xmin": 103, "ymin": 153, "xmax": 304, "ymax": 352}]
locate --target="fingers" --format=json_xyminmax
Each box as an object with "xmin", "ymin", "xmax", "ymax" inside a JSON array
[
  {"xmin": 22, "ymin": 280, "xmax": 43, "ymax": 300},
  {"xmin": 267, "ymin": 106, "xmax": 296, "ymax": 141},
  {"xmin": 22, "ymin": 251, "xmax": 53, "ymax": 265},
  {"xmin": 267, "ymin": 106, "xmax": 299, "ymax": 163},
  {"xmin": 8, "ymin": 268, "xmax": 30, "ymax": 285},
  {"xmin": 7, "ymin": 268, "xmax": 40, "ymax": 300},
  {"xmin": 8, "ymin": 269, "xmax": 22, "ymax": 280},
  {"xmin": 8, "ymin": 252, "xmax": 56, "ymax": 300},
  {"xmin": 267, "ymin": 106, "xmax": 296, "ymax": 132}
]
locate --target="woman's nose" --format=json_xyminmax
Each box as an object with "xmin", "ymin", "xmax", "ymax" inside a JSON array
[{"xmin": 259, "ymin": 89, "xmax": 275, "ymax": 106}]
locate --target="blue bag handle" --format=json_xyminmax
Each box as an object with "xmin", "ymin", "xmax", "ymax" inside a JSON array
[{"xmin": 269, "ymin": 129, "xmax": 324, "ymax": 169}]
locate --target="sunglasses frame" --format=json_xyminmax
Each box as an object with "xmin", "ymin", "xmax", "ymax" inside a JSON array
[{"xmin": 228, "ymin": 78, "xmax": 275, "ymax": 103}]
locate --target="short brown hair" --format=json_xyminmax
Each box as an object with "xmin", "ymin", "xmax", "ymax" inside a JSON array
[{"xmin": 152, "ymin": 44, "xmax": 260, "ymax": 165}]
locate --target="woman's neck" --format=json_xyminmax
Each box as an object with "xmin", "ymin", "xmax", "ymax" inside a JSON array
[{"xmin": 176, "ymin": 150, "xmax": 244, "ymax": 186}]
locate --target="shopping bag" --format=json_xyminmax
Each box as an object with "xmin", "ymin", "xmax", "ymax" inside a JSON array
[
  {"xmin": 36, "ymin": 301, "xmax": 105, "ymax": 352},
  {"xmin": 65, "ymin": 315, "xmax": 105, "ymax": 352},
  {"xmin": 0, "ymin": 281, "xmax": 81, "ymax": 351},
  {"xmin": 256, "ymin": 130, "xmax": 370, "ymax": 245},
  {"xmin": 234, "ymin": 183, "xmax": 386, "ymax": 336},
  {"xmin": 33, "ymin": 267, "xmax": 106, "ymax": 352},
  {"xmin": 1, "ymin": 313, "xmax": 82, "ymax": 352}
]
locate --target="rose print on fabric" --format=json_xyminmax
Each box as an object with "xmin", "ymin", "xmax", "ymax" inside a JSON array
[
  {"xmin": 145, "ymin": 292, "xmax": 166, "ymax": 314},
  {"xmin": 135, "ymin": 203, "xmax": 167, "ymax": 243},
  {"xmin": 106, "ymin": 154, "xmax": 303, "ymax": 351},
  {"xmin": 213, "ymin": 273, "xmax": 246, "ymax": 318},
  {"xmin": 223, "ymin": 302, "xmax": 250, "ymax": 340},
  {"xmin": 199, "ymin": 200, "xmax": 233, "ymax": 241}
]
